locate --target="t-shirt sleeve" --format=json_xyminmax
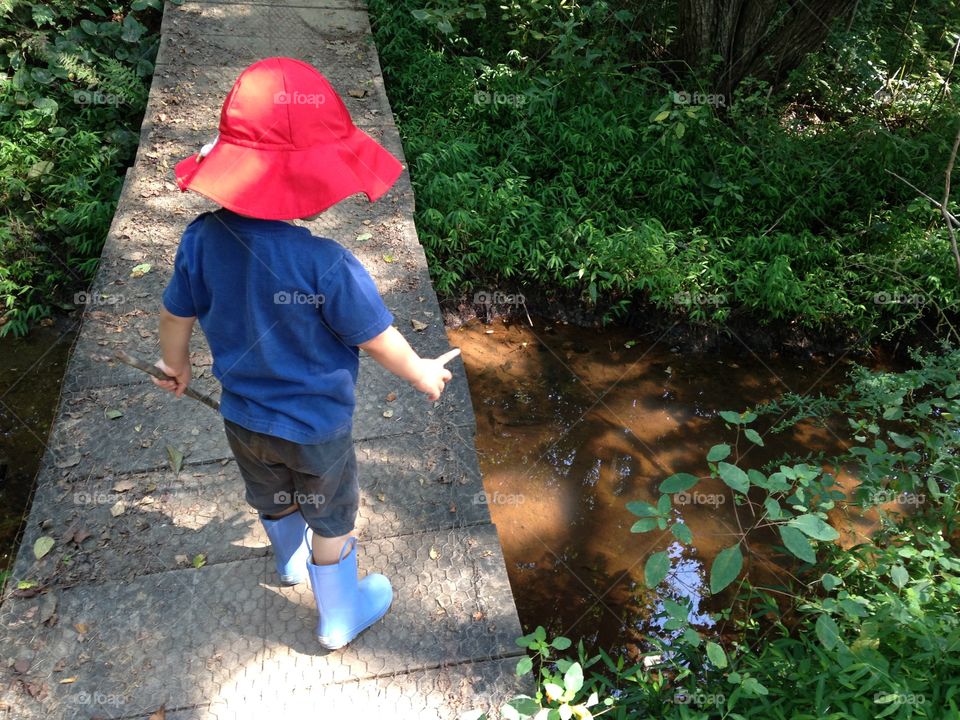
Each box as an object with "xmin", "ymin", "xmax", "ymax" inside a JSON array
[
  {"xmin": 320, "ymin": 250, "xmax": 394, "ymax": 346},
  {"xmin": 162, "ymin": 238, "xmax": 197, "ymax": 318}
]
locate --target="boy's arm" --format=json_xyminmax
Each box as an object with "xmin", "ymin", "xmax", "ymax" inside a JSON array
[
  {"xmin": 359, "ymin": 326, "xmax": 460, "ymax": 402},
  {"xmin": 153, "ymin": 306, "xmax": 196, "ymax": 398}
]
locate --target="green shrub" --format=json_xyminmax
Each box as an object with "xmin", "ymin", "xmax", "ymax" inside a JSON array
[
  {"xmin": 370, "ymin": 0, "xmax": 960, "ymax": 338},
  {"xmin": 0, "ymin": 0, "xmax": 164, "ymax": 336}
]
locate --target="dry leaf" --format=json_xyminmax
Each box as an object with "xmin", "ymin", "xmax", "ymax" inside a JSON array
[
  {"xmin": 59, "ymin": 677, "xmax": 76, "ymax": 684},
  {"xmin": 54, "ymin": 452, "xmax": 80, "ymax": 469},
  {"xmin": 410, "ymin": 319, "xmax": 428, "ymax": 332},
  {"xmin": 33, "ymin": 536, "xmax": 55, "ymax": 560},
  {"xmin": 149, "ymin": 704, "xmax": 166, "ymax": 720},
  {"xmin": 74, "ymin": 623, "xmax": 88, "ymax": 634},
  {"xmin": 109, "ymin": 501, "xmax": 126, "ymax": 517},
  {"xmin": 429, "ymin": 547, "xmax": 439, "ymax": 560},
  {"xmin": 166, "ymin": 445, "xmax": 184, "ymax": 474},
  {"xmin": 104, "ymin": 408, "xmax": 123, "ymax": 419},
  {"xmin": 376, "ymin": 493, "xmax": 386, "ymax": 502},
  {"xmin": 130, "ymin": 263, "xmax": 152, "ymax": 278},
  {"xmin": 472, "ymin": 611, "xmax": 485, "ymax": 621},
  {"xmin": 382, "ymin": 409, "xmax": 394, "ymax": 418},
  {"xmin": 112, "ymin": 478, "xmax": 136, "ymax": 493},
  {"xmin": 385, "ymin": 392, "xmax": 397, "ymax": 402},
  {"xmin": 39, "ymin": 593, "xmax": 57, "ymax": 624},
  {"xmin": 347, "ymin": 88, "xmax": 367, "ymax": 98}
]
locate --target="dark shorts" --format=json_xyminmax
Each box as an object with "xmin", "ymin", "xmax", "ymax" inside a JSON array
[{"xmin": 222, "ymin": 418, "xmax": 359, "ymax": 538}]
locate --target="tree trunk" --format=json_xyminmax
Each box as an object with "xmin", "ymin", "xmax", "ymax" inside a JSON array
[{"xmin": 677, "ymin": 0, "xmax": 859, "ymax": 98}]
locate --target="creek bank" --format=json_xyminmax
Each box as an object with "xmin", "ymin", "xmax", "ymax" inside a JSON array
[{"xmin": 439, "ymin": 284, "xmax": 941, "ymax": 359}]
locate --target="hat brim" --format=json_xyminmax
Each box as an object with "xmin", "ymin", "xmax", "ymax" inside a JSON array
[{"xmin": 173, "ymin": 127, "xmax": 403, "ymax": 221}]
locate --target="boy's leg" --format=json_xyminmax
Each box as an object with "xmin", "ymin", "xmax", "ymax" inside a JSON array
[
  {"xmin": 223, "ymin": 419, "xmax": 310, "ymax": 584},
  {"xmin": 286, "ymin": 432, "xmax": 393, "ymax": 648},
  {"xmin": 311, "ymin": 531, "xmax": 354, "ymax": 565}
]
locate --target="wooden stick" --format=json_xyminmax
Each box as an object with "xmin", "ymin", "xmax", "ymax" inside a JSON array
[{"xmin": 113, "ymin": 350, "xmax": 221, "ymax": 412}]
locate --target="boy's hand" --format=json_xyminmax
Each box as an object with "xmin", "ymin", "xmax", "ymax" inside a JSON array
[
  {"xmin": 411, "ymin": 348, "xmax": 461, "ymax": 402},
  {"xmin": 152, "ymin": 358, "xmax": 191, "ymax": 398}
]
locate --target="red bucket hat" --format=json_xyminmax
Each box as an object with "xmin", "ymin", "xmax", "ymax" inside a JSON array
[{"xmin": 173, "ymin": 57, "xmax": 402, "ymax": 220}]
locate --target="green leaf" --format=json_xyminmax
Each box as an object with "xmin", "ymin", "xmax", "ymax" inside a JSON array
[
  {"xmin": 709, "ymin": 544, "xmax": 743, "ymax": 594},
  {"xmin": 32, "ymin": 97, "xmax": 58, "ymax": 116},
  {"xmin": 887, "ymin": 431, "xmax": 915, "ymax": 448},
  {"xmin": 671, "ymin": 522, "xmax": 693, "ymax": 544},
  {"xmin": 104, "ymin": 408, "xmax": 123, "ymax": 419},
  {"xmin": 717, "ymin": 462, "xmax": 749, "ymax": 493},
  {"xmin": 706, "ymin": 641, "xmax": 728, "ymax": 668},
  {"xmin": 625, "ymin": 500, "xmax": 657, "ymax": 517},
  {"xmin": 543, "ymin": 683, "xmax": 564, "ymax": 702},
  {"xmin": 788, "ymin": 514, "xmax": 839, "ymax": 541},
  {"xmin": 779, "ymin": 525, "xmax": 816, "ymax": 563},
  {"xmin": 741, "ymin": 677, "xmax": 769, "ymax": 696},
  {"xmin": 515, "ymin": 655, "xmax": 532, "ymax": 676},
  {"xmin": 815, "ymin": 614, "xmax": 840, "ymax": 650},
  {"xmin": 121, "ymin": 15, "xmax": 146, "ymax": 42},
  {"xmin": 80, "ymin": 18, "xmax": 99, "ymax": 34},
  {"xmin": 821, "ymin": 573, "xmax": 842, "ymax": 591},
  {"xmin": 744, "ymin": 428, "xmax": 764, "ymax": 446},
  {"xmin": 659, "ymin": 472, "xmax": 699, "ymax": 493},
  {"xmin": 719, "ymin": 410, "xmax": 744, "ymax": 424},
  {"xmin": 763, "ymin": 497, "xmax": 781, "ymax": 520},
  {"xmin": 644, "ymin": 550, "xmax": 670, "ymax": 588},
  {"xmin": 33, "ymin": 536, "xmax": 55, "ymax": 559},
  {"xmin": 552, "ymin": 636, "xmax": 572, "ymax": 650},
  {"xmin": 706, "ymin": 444, "xmax": 730, "ymax": 462},
  {"xmin": 564, "ymin": 662, "xmax": 583, "ymax": 694},
  {"xmin": 890, "ymin": 565, "xmax": 908, "ymax": 589},
  {"xmin": 27, "ymin": 160, "xmax": 53, "ymax": 179},
  {"xmin": 505, "ymin": 697, "xmax": 540, "ymax": 717},
  {"xmin": 631, "ymin": 518, "xmax": 658, "ymax": 533},
  {"xmin": 662, "ymin": 599, "xmax": 689, "ymax": 621},
  {"xmin": 653, "ymin": 110, "xmax": 670, "ymax": 122}
]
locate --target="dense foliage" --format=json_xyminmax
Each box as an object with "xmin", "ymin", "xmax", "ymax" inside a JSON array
[
  {"xmin": 476, "ymin": 347, "xmax": 960, "ymax": 719},
  {"xmin": 0, "ymin": 0, "xmax": 162, "ymax": 336},
  {"xmin": 369, "ymin": 0, "xmax": 960, "ymax": 338}
]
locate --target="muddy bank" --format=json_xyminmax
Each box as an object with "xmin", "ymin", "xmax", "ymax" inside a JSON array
[{"xmin": 440, "ymin": 283, "xmax": 941, "ymax": 359}]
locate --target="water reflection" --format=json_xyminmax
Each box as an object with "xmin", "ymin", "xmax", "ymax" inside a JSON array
[{"xmin": 450, "ymin": 316, "xmax": 866, "ymax": 659}]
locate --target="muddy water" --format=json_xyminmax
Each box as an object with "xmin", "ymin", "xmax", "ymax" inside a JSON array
[
  {"xmin": 0, "ymin": 319, "xmax": 79, "ymax": 582},
  {"xmin": 449, "ymin": 317, "xmax": 871, "ymax": 657}
]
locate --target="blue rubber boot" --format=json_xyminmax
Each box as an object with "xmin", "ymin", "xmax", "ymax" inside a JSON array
[
  {"xmin": 306, "ymin": 533, "xmax": 393, "ymax": 650},
  {"xmin": 260, "ymin": 511, "xmax": 310, "ymax": 585}
]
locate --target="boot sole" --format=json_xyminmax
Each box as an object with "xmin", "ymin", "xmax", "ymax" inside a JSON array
[{"xmin": 317, "ymin": 600, "xmax": 393, "ymax": 650}]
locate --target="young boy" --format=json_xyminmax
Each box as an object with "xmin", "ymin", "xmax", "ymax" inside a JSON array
[{"xmin": 151, "ymin": 57, "xmax": 460, "ymax": 650}]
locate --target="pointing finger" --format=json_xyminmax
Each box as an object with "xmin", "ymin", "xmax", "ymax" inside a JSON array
[{"xmin": 436, "ymin": 348, "xmax": 461, "ymax": 366}]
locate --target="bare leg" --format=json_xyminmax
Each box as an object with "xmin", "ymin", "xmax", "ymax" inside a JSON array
[{"xmin": 312, "ymin": 531, "xmax": 354, "ymax": 565}]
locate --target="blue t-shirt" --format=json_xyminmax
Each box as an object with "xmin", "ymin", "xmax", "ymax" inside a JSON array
[{"xmin": 162, "ymin": 209, "xmax": 394, "ymax": 444}]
